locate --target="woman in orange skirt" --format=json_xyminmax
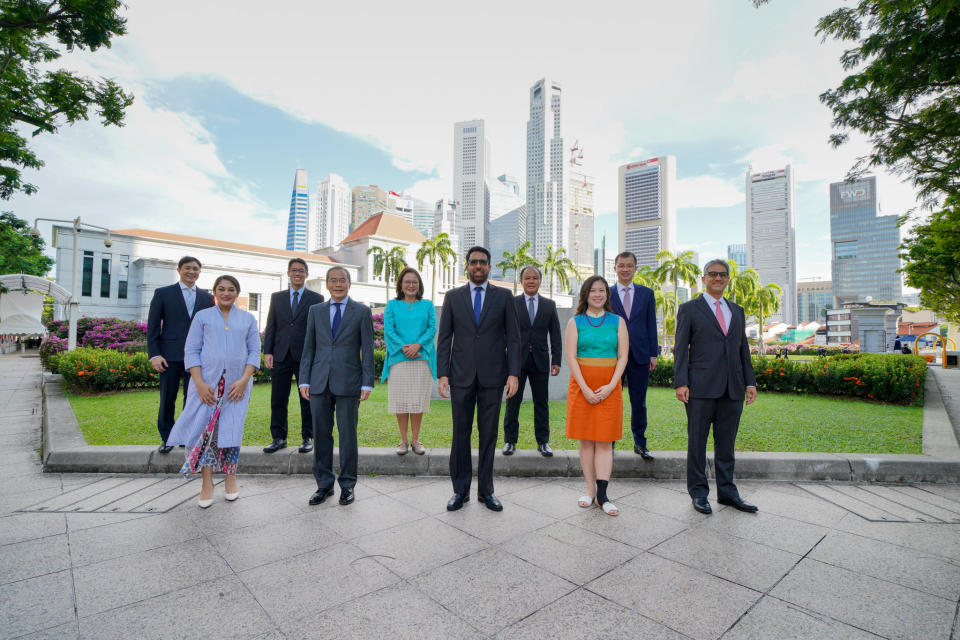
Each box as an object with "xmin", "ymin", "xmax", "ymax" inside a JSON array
[{"xmin": 565, "ymin": 275, "xmax": 629, "ymax": 515}]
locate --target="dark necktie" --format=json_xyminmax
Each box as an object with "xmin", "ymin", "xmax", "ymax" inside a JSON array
[
  {"xmin": 291, "ymin": 289, "xmax": 300, "ymax": 315},
  {"xmin": 331, "ymin": 302, "xmax": 342, "ymax": 339},
  {"xmin": 528, "ymin": 296, "xmax": 536, "ymax": 324},
  {"xmin": 473, "ymin": 287, "xmax": 482, "ymax": 325}
]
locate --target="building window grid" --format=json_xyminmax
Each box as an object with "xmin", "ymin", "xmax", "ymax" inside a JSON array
[{"xmin": 100, "ymin": 253, "xmax": 111, "ymax": 298}]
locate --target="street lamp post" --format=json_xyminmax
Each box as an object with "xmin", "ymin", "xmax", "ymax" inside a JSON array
[{"xmin": 32, "ymin": 217, "xmax": 112, "ymax": 351}]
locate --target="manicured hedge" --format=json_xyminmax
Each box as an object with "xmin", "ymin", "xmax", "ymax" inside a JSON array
[{"xmin": 650, "ymin": 353, "xmax": 925, "ymax": 405}]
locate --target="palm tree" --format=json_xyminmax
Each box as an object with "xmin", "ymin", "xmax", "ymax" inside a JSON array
[
  {"xmin": 496, "ymin": 241, "xmax": 540, "ymax": 294},
  {"xmin": 541, "ymin": 244, "xmax": 577, "ymax": 298},
  {"xmin": 751, "ymin": 282, "xmax": 783, "ymax": 344},
  {"xmin": 416, "ymin": 232, "xmax": 457, "ymax": 303},
  {"xmin": 654, "ymin": 286, "xmax": 678, "ymax": 339},
  {"xmin": 367, "ymin": 245, "xmax": 408, "ymax": 305},
  {"xmin": 633, "ymin": 265, "xmax": 663, "ymax": 289},
  {"xmin": 726, "ymin": 260, "xmax": 760, "ymax": 306},
  {"xmin": 654, "ymin": 249, "xmax": 701, "ymax": 331}
]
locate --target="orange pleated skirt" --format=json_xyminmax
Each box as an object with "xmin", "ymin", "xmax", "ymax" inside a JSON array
[{"xmin": 565, "ymin": 358, "xmax": 623, "ymax": 442}]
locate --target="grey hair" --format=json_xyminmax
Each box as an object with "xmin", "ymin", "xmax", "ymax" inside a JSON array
[
  {"xmin": 702, "ymin": 259, "xmax": 730, "ymax": 275},
  {"xmin": 519, "ymin": 265, "xmax": 542, "ymax": 280},
  {"xmin": 326, "ymin": 266, "xmax": 351, "ymax": 284}
]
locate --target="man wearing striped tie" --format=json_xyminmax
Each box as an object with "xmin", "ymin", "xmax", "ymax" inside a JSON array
[{"xmin": 147, "ymin": 256, "xmax": 215, "ymax": 453}]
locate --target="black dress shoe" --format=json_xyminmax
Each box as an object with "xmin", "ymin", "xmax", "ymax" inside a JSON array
[
  {"xmin": 308, "ymin": 487, "xmax": 334, "ymax": 505},
  {"xmin": 339, "ymin": 488, "xmax": 355, "ymax": 505},
  {"xmin": 718, "ymin": 496, "xmax": 758, "ymax": 513},
  {"xmin": 502, "ymin": 443, "xmax": 516, "ymax": 456},
  {"xmin": 158, "ymin": 444, "xmax": 174, "ymax": 454},
  {"xmin": 537, "ymin": 443, "xmax": 554, "ymax": 457},
  {"xmin": 692, "ymin": 497, "xmax": 712, "ymax": 514},
  {"xmin": 446, "ymin": 493, "xmax": 469, "ymax": 511},
  {"xmin": 478, "ymin": 494, "xmax": 503, "ymax": 512},
  {"xmin": 298, "ymin": 438, "xmax": 313, "ymax": 453},
  {"xmin": 263, "ymin": 439, "xmax": 287, "ymax": 454},
  {"xmin": 634, "ymin": 444, "xmax": 654, "ymax": 460}
]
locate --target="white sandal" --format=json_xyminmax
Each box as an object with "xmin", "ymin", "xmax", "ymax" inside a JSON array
[
  {"xmin": 578, "ymin": 495, "xmax": 594, "ymax": 508},
  {"xmin": 596, "ymin": 499, "xmax": 619, "ymax": 516}
]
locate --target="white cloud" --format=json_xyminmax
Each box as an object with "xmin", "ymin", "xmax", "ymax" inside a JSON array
[{"xmin": 674, "ymin": 176, "xmax": 744, "ymax": 209}]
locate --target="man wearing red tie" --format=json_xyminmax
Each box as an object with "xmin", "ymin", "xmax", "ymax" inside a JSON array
[{"xmin": 673, "ymin": 258, "xmax": 758, "ymax": 515}]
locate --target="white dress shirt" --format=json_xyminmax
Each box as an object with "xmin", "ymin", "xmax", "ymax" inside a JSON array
[
  {"xmin": 702, "ymin": 292, "xmax": 731, "ymax": 332},
  {"xmin": 525, "ymin": 293, "xmax": 538, "ymax": 320},
  {"xmin": 470, "ymin": 281, "xmax": 489, "ymax": 313}
]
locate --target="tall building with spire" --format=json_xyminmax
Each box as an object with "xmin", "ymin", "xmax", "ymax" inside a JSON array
[
  {"xmin": 453, "ymin": 119, "xmax": 490, "ymax": 250},
  {"xmin": 526, "ymin": 78, "xmax": 567, "ymax": 260},
  {"xmin": 746, "ymin": 165, "xmax": 797, "ymax": 324},
  {"xmin": 312, "ymin": 173, "xmax": 350, "ymax": 250},
  {"xmin": 285, "ymin": 169, "xmax": 309, "ymax": 251}
]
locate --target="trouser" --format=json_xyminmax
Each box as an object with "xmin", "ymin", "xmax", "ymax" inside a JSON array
[
  {"xmin": 623, "ymin": 361, "xmax": 650, "ymax": 447},
  {"xmin": 269, "ymin": 354, "xmax": 312, "ymax": 441},
  {"xmin": 158, "ymin": 360, "xmax": 188, "ymax": 443},
  {"xmin": 685, "ymin": 393, "xmax": 744, "ymax": 500},
  {"xmin": 502, "ymin": 353, "xmax": 550, "ymax": 445},
  {"xmin": 310, "ymin": 388, "xmax": 359, "ymax": 491},
  {"xmin": 450, "ymin": 378, "xmax": 503, "ymax": 496}
]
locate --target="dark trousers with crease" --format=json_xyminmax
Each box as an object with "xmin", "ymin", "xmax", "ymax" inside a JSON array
[
  {"xmin": 269, "ymin": 355, "xmax": 312, "ymax": 441},
  {"xmin": 503, "ymin": 352, "xmax": 550, "ymax": 445},
  {"xmin": 158, "ymin": 361, "xmax": 188, "ymax": 444},
  {"xmin": 450, "ymin": 377, "xmax": 502, "ymax": 496},
  {"xmin": 623, "ymin": 361, "xmax": 650, "ymax": 448},
  {"xmin": 685, "ymin": 393, "xmax": 743, "ymax": 500},
  {"xmin": 309, "ymin": 387, "xmax": 359, "ymax": 491}
]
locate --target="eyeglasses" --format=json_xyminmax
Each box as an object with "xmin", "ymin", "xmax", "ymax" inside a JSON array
[
  {"xmin": 706, "ymin": 271, "xmax": 730, "ymax": 279},
  {"xmin": 468, "ymin": 259, "xmax": 489, "ymax": 266},
  {"xmin": 326, "ymin": 278, "xmax": 348, "ymax": 285},
  {"xmin": 289, "ymin": 269, "xmax": 307, "ymax": 275}
]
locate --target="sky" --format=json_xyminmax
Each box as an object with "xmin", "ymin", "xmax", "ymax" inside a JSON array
[{"xmin": 11, "ymin": 0, "xmax": 922, "ymax": 282}]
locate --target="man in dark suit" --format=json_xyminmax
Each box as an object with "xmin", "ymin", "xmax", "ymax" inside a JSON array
[
  {"xmin": 147, "ymin": 256, "xmax": 214, "ymax": 453},
  {"xmin": 502, "ymin": 266, "xmax": 561, "ymax": 457},
  {"xmin": 299, "ymin": 267, "xmax": 374, "ymax": 507},
  {"xmin": 609, "ymin": 251, "xmax": 659, "ymax": 459},
  {"xmin": 263, "ymin": 258, "xmax": 324, "ymax": 454},
  {"xmin": 438, "ymin": 246, "xmax": 521, "ymax": 512},
  {"xmin": 674, "ymin": 258, "xmax": 758, "ymax": 515}
]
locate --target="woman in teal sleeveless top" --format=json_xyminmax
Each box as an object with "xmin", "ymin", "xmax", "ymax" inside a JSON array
[{"xmin": 564, "ymin": 276, "xmax": 629, "ymax": 515}]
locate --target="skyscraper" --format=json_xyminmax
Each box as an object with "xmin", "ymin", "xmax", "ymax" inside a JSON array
[
  {"xmin": 411, "ymin": 197, "xmax": 435, "ymax": 238},
  {"xmin": 285, "ymin": 169, "xmax": 309, "ymax": 251},
  {"xmin": 568, "ymin": 142, "xmax": 595, "ymax": 278},
  {"xmin": 829, "ymin": 176, "xmax": 902, "ymax": 305},
  {"xmin": 486, "ymin": 174, "xmax": 525, "ymax": 268},
  {"xmin": 312, "ymin": 173, "xmax": 350, "ymax": 250},
  {"xmin": 618, "ymin": 156, "xmax": 677, "ymax": 269},
  {"xmin": 351, "ymin": 185, "xmax": 392, "ymax": 230},
  {"xmin": 454, "ymin": 119, "xmax": 490, "ymax": 250},
  {"xmin": 727, "ymin": 243, "xmax": 748, "ymax": 269},
  {"xmin": 746, "ymin": 165, "xmax": 797, "ymax": 324},
  {"xmin": 526, "ymin": 78, "xmax": 567, "ymax": 260}
]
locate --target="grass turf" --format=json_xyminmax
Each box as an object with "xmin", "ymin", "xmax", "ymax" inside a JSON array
[{"xmin": 65, "ymin": 381, "xmax": 922, "ymax": 454}]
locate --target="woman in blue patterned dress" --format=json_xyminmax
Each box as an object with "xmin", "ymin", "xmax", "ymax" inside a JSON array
[{"xmin": 166, "ymin": 275, "xmax": 261, "ymax": 508}]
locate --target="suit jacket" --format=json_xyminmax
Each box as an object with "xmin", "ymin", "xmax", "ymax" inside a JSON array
[
  {"xmin": 436, "ymin": 282, "xmax": 522, "ymax": 388},
  {"xmin": 146, "ymin": 283, "xmax": 215, "ymax": 362},
  {"xmin": 610, "ymin": 282, "xmax": 659, "ymax": 365},
  {"xmin": 262, "ymin": 288, "xmax": 324, "ymax": 361},
  {"xmin": 514, "ymin": 294, "xmax": 562, "ymax": 373},
  {"xmin": 673, "ymin": 295, "xmax": 756, "ymax": 400},
  {"xmin": 299, "ymin": 298, "xmax": 375, "ymax": 396}
]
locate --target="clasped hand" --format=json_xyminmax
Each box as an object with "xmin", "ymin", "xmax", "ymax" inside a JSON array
[
  {"xmin": 401, "ymin": 343, "xmax": 421, "ymax": 359},
  {"xmin": 581, "ymin": 383, "xmax": 612, "ymax": 405},
  {"xmin": 196, "ymin": 377, "xmax": 249, "ymax": 405}
]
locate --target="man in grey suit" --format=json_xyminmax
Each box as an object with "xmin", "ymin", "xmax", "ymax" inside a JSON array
[
  {"xmin": 673, "ymin": 258, "xmax": 759, "ymax": 515},
  {"xmin": 299, "ymin": 267, "xmax": 374, "ymax": 507},
  {"xmin": 438, "ymin": 246, "xmax": 521, "ymax": 512}
]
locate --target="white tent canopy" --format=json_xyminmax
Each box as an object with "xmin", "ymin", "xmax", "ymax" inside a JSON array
[{"xmin": 0, "ymin": 274, "xmax": 72, "ymax": 337}]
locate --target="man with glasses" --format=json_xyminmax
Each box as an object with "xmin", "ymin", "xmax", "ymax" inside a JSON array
[
  {"xmin": 674, "ymin": 258, "xmax": 758, "ymax": 515},
  {"xmin": 263, "ymin": 258, "xmax": 324, "ymax": 454},
  {"xmin": 437, "ymin": 246, "xmax": 521, "ymax": 512}
]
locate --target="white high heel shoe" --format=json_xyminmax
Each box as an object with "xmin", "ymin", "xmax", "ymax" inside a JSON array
[
  {"xmin": 197, "ymin": 497, "xmax": 214, "ymax": 508},
  {"xmin": 224, "ymin": 491, "xmax": 239, "ymax": 502}
]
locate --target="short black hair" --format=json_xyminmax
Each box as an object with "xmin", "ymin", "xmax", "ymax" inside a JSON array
[
  {"xmin": 465, "ymin": 246, "xmax": 491, "ymax": 263},
  {"xmin": 614, "ymin": 251, "xmax": 637, "ymax": 266},
  {"xmin": 212, "ymin": 274, "xmax": 241, "ymax": 293},
  {"xmin": 326, "ymin": 266, "xmax": 351, "ymax": 284},
  {"xmin": 519, "ymin": 265, "xmax": 542, "ymax": 280},
  {"xmin": 288, "ymin": 258, "xmax": 308, "ymax": 272},
  {"xmin": 178, "ymin": 256, "xmax": 201, "ymax": 269}
]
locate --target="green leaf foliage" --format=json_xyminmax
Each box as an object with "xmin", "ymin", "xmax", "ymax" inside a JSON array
[
  {"xmin": 900, "ymin": 196, "xmax": 960, "ymax": 323},
  {"xmin": 0, "ymin": 211, "xmax": 53, "ymax": 275}
]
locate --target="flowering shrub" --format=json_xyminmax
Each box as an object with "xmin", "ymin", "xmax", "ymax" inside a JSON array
[
  {"xmin": 372, "ymin": 313, "xmax": 385, "ymax": 350},
  {"xmin": 42, "ymin": 317, "xmax": 148, "ymax": 372},
  {"xmin": 649, "ymin": 353, "xmax": 925, "ymax": 404}
]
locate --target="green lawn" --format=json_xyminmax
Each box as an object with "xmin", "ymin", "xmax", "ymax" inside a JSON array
[{"xmin": 65, "ymin": 381, "xmax": 922, "ymax": 454}]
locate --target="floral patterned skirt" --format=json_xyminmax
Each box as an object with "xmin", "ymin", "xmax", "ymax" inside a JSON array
[{"xmin": 179, "ymin": 372, "xmax": 240, "ymax": 476}]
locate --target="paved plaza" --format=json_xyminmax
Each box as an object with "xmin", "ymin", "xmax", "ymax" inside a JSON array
[{"xmin": 4, "ymin": 355, "xmax": 960, "ymax": 639}]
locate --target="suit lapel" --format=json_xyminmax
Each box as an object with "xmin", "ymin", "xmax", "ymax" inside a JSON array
[
  {"xmin": 317, "ymin": 301, "xmax": 333, "ymax": 342},
  {"xmin": 334, "ymin": 299, "xmax": 356, "ymax": 343},
  {"xmin": 461, "ymin": 285, "xmax": 475, "ymax": 323},
  {"xmin": 697, "ymin": 295, "xmax": 725, "ymax": 336},
  {"xmin": 515, "ymin": 296, "xmax": 530, "ymax": 328},
  {"xmin": 629, "ymin": 284, "xmax": 640, "ymax": 321},
  {"xmin": 477, "ymin": 284, "xmax": 495, "ymax": 327},
  {"xmin": 172, "ymin": 284, "xmax": 191, "ymax": 321}
]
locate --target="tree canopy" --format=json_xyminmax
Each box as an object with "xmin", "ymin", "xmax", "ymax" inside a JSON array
[
  {"xmin": 900, "ymin": 197, "xmax": 960, "ymax": 324},
  {"xmin": 1, "ymin": 0, "xmax": 134, "ymax": 199},
  {"xmin": 0, "ymin": 211, "xmax": 53, "ymax": 275}
]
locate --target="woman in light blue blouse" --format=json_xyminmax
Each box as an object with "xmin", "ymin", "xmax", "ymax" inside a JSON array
[{"xmin": 382, "ymin": 267, "xmax": 437, "ymax": 455}]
